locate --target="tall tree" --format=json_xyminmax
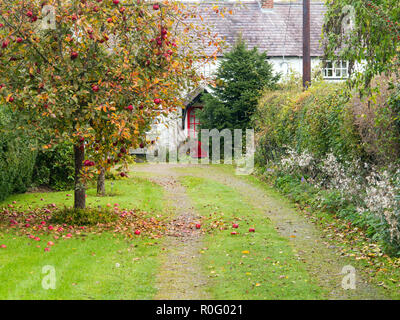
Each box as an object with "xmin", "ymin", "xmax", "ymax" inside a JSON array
[
  {"xmin": 198, "ymin": 37, "xmax": 279, "ymax": 132},
  {"xmin": 0, "ymin": 0, "xmax": 222, "ymax": 207}
]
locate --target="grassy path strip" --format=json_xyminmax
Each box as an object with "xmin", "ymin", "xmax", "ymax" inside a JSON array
[
  {"xmin": 132, "ymin": 165, "xmax": 210, "ymax": 300},
  {"xmin": 180, "ymin": 175, "xmax": 326, "ymax": 299}
]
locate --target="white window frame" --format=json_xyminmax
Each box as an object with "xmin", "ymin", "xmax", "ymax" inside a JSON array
[{"xmin": 323, "ymin": 60, "xmax": 349, "ymax": 80}]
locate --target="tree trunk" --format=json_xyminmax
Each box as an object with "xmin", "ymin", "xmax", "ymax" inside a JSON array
[
  {"xmin": 74, "ymin": 144, "xmax": 86, "ymax": 209},
  {"xmin": 97, "ymin": 167, "xmax": 106, "ymax": 196}
]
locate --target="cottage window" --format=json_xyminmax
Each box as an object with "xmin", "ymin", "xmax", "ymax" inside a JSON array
[{"xmin": 323, "ymin": 61, "xmax": 349, "ymax": 79}]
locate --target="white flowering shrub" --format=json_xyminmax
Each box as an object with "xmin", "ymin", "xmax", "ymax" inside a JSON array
[
  {"xmin": 358, "ymin": 169, "xmax": 400, "ymax": 245},
  {"xmin": 274, "ymin": 148, "xmax": 400, "ymax": 251}
]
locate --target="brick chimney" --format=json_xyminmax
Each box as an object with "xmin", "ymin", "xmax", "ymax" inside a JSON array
[{"xmin": 261, "ymin": 0, "xmax": 274, "ymax": 9}]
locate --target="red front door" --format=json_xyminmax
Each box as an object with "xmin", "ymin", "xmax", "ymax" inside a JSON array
[
  {"xmin": 187, "ymin": 106, "xmax": 201, "ymax": 138},
  {"xmin": 187, "ymin": 106, "xmax": 207, "ymax": 158}
]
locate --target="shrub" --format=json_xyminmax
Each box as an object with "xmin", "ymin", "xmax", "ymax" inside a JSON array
[
  {"xmin": 50, "ymin": 207, "xmax": 119, "ymax": 226},
  {"xmin": 32, "ymin": 141, "xmax": 74, "ymax": 191},
  {"xmin": 0, "ymin": 107, "xmax": 37, "ymax": 201},
  {"xmin": 351, "ymin": 75, "xmax": 400, "ymax": 164},
  {"xmin": 254, "ymin": 80, "xmax": 363, "ymax": 166}
]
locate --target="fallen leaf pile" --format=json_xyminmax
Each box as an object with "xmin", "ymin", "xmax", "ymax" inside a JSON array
[{"xmin": 0, "ymin": 202, "xmax": 168, "ymax": 252}]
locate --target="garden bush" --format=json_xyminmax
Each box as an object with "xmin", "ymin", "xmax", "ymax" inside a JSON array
[
  {"xmin": 0, "ymin": 107, "xmax": 37, "ymax": 201},
  {"xmin": 254, "ymin": 78, "xmax": 400, "ymax": 254},
  {"xmin": 32, "ymin": 141, "xmax": 74, "ymax": 191}
]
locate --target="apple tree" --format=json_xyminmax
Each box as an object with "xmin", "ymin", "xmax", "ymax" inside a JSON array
[{"xmin": 0, "ymin": 0, "xmax": 223, "ymax": 208}]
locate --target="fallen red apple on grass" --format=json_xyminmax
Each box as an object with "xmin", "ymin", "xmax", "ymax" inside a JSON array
[
  {"xmin": 134, "ymin": 230, "xmax": 141, "ymax": 235},
  {"xmin": 0, "ymin": 244, "xmax": 6, "ymax": 249},
  {"xmin": 232, "ymin": 223, "xmax": 239, "ymax": 228},
  {"xmin": 195, "ymin": 224, "xmax": 201, "ymax": 229},
  {"xmin": 249, "ymin": 228, "xmax": 255, "ymax": 232},
  {"xmin": 153, "ymin": 4, "xmax": 159, "ymax": 10},
  {"xmin": 231, "ymin": 232, "xmax": 238, "ymax": 235}
]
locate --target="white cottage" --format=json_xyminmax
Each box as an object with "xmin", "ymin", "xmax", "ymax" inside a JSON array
[{"xmin": 140, "ymin": 0, "xmax": 345, "ymax": 157}]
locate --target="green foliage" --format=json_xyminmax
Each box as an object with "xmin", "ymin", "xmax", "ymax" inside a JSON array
[
  {"xmin": 0, "ymin": 107, "xmax": 37, "ymax": 201},
  {"xmin": 32, "ymin": 142, "xmax": 74, "ymax": 191},
  {"xmin": 323, "ymin": 0, "xmax": 400, "ymax": 90},
  {"xmin": 50, "ymin": 207, "xmax": 118, "ymax": 226},
  {"xmin": 198, "ymin": 38, "xmax": 280, "ymax": 132},
  {"xmin": 254, "ymin": 80, "xmax": 363, "ymax": 165}
]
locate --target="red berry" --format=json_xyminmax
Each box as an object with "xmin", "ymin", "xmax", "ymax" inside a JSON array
[
  {"xmin": 26, "ymin": 11, "xmax": 33, "ymax": 17},
  {"xmin": 126, "ymin": 105, "xmax": 133, "ymax": 111},
  {"xmin": 195, "ymin": 224, "xmax": 201, "ymax": 229},
  {"xmin": 120, "ymin": 172, "xmax": 126, "ymax": 177},
  {"xmin": 153, "ymin": 4, "xmax": 159, "ymax": 10},
  {"xmin": 113, "ymin": 0, "xmax": 120, "ymax": 4},
  {"xmin": 71, "ymin": 52, "xmax": 78, "ymax": 60},
  {"xmin": 134, "ymin": 230, "xmax": 141, "ymax": 235},
  {"xmin": 16, "ymin": 37, "xmax": 23, "ymax": 43},
  {"xmin": 92, "ymin": 85, "xmax": 99, "ymax": 92},
  {"xmin": 154, "ymin": 98, "xmax": 161, "ymax": 104}
]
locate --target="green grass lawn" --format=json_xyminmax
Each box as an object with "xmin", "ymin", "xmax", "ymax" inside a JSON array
[
  {"xmin": 0, "ymin": 176, "xmax": 165, "ymax": 300},
  {"xmin": 1, "ymin": 177, "xmax": 164, "ymax": 214},
  {"xmin": 180, "ymin": 175, "xmax": 327, "ymax": 299},
  {"xmin": 0, "ymin": 232, "xmax": 160, "ymax": 299}
]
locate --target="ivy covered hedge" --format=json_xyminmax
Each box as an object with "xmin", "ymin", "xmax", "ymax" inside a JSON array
[
  {"xmin": 0, "ymin": 107, "xmax": 37, "ymax": 201},
  {"xmin": 254, "ymin": 81, "xmax": 364, "ymax": 165},
  {"xmin": 254, "ymin": 79, "xmax": 400, "ymax": 254}
]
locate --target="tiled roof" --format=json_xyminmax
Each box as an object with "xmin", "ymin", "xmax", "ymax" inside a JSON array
[{"xmin": 188, "ymin": 1, "xmax": 326, "ymax": 57}]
